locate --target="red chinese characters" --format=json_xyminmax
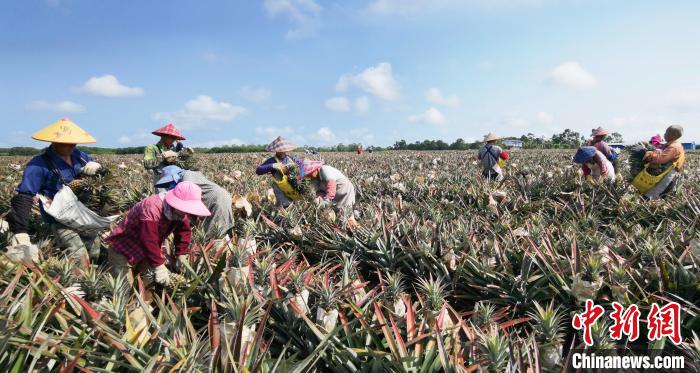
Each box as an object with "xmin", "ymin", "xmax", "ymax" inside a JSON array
[
  {"xmin": 647, "ymin": 302, "xmax": 682, "ymax": 345},
  {"xmin": 608, "ymin": 302, "xmax": 641, "ymax": 342},
  {"xmin": 572, "ymin": 299, "xmax": 605, "ymax": 346}
]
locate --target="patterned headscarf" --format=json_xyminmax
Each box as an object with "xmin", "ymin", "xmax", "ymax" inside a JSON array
[
  {"xmin": 265, "ymin": 136, "xmax": 296, "ymax": 153},
  {"xmin": 296, "ymin": 158, "xmax": 324, "ymax": 178}
]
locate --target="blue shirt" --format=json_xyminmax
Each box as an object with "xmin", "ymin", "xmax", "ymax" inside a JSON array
[{"xmin": 16, "ymin": 147, "xmax": 92, "ymax": 198}]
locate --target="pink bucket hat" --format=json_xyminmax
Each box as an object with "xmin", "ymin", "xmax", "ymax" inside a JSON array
[
  {"xmin": 165, "ymin": 181, "xmax": 211, "ymax": 216},
  {"xmin": 650, "ymin": 134, "xmax": 663, "ymax": 145},
  {"xmin": 296, "ymin": 158, "xmax": 324, "ymax": 178}
]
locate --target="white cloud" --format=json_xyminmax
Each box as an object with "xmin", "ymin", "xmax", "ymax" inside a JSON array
[
  {"xmin": 117, "ymin": 130, "xmax": 152, "ymax": 145},
  {"xmin": 425, "ymin": 88, "xmax": 460, "ymax": 107},
  {"xmin": 312, "ymin": 127, "xmax": 337, "ymax": 144},
  {"xmin": 191, "ymin": 138, "xmax": 244, "ymax": 148},
  {"xmin": 256, "ymin": 127, "xmax": 295, "ymax": 136},
  {"xmin": 354, "ymin": 96, "xmax": 370, "ymax": 113},
  {"xmin": 334, "ymin": 62, "xmax": 400, "ymax": 100},
  {"xmin": 263, "ymin": 0, "xmax": 321, "ymax": 39},
  {"xmin": 501, "ymin": 114, "xmax": 530, "ymax": 128},
  {"xmin": 671, "ymin": 88, "xmax": 700, "ymax": 112},
  {"xmin": 26, "ymin": 100, "xmax": 85, "ymax": 113},
  {"xmin": 76, "ymin": 75, "xmax": 144, "ymax": 97},
  {"xmin": 547, "ymin": 62, "xmax": 597, "ymax": 89},
  {"xmin": 408, "ymin": 107, "xmax": 447, "ymax": 126},
  {"xmin": 365, "ymin": 0, "xmax": 544, "ymax": 16},
  {"xmin": 153, "ymin": 95, "xmax": 247, "ymax": 130},
  {"xmin": 240, "ymin": 86, "xmax": 271, "ymax": 102},
  {"xmin": 325, "ymin": 96, "xmax": 351, "ymax": 112},
  {"xmin": 536, "ymin": 111, "xmax": 553, "ymax": 124}
]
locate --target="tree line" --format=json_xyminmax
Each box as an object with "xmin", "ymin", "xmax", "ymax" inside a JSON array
[{"xmin": 0, "ymin": 129, "xmax": 623, "ymax": 156}]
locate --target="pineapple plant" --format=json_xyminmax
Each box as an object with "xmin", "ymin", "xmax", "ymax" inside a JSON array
[
  {"xmin": 572, "ymin": 256, "xmax": 603, "ymax": 303},
  {"xmin": 314, "ymin": 281, "xmax": 340, "ymax": 332},
  {"xmin": 528, "ymin": 301, "xmax": 566, "ymax": 369}
]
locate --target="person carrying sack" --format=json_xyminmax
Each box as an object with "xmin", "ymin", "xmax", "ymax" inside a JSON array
[
  {"xmin": 5, "ymin": 118, "xmax": 105, "ymax": 263},
  {"xmin": 478, "ymin": 133, "xmax": 509, "ymax": 182},
  {"xmin": 143, "ymin": 123, "xmax": 194, "ymax": 188},
  {"xmin": 106, "ymin": 182, "xmax": 210, "ymax": 286},
  {"xmin": 635, "ymin": 125, "xmax": 686, "ymax": 200},
  {"xmin": 255, "ymin": 136, "xmax": 300, "ymax": 208}
]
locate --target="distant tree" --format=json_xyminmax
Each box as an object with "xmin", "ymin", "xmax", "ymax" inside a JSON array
[
  {"xmin": 450, "ymin": 138, "xmax": 466, "ymax": 150},
  {"xmin": 607, "ymin": 132, "xmax": 624, "ymax": 143},
  {"xmin": 394, "ymin": 140, "xmax": 407, "ymax": 150},
  {"xmin": 550, "ymin": 129, "xmax": 584, "ymax": 148}
]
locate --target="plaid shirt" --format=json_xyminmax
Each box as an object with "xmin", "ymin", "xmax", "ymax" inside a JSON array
[{"xmin": 106, "ymin": 194, "xmax": 192, "ymax": 267}]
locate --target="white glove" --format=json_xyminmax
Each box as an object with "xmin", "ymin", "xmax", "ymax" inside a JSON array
[
  {"xmin": 6, "ymin": 233, "xmax": 39, "ymax": 265},
  {"xmin": 177, "ymin": 254, "xmax": 189, "ymax": 272},
  {"xmin": 272, "ymin": 162, "xmax": 284, "ymax": 171},
  {"xmin": 162, "ymin": 150, "xmax": 178, "ymax": 163},
  {"xmin": 81, "ymin": 161, "xmax": 102, "ymax": 176},
  {"xmin": 10, "ymin": 232, "xmax": 31, "ymax": 246},
  {"xmin": 153, "ymin": 264, "xmax": 171, "ymax": 285}
]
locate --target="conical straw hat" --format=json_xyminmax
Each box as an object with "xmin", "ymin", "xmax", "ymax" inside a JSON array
[
  {"xmin": 152, "ymin": 123, "xmax": 186, "ymax": 140},
  {"xmin": 483, "ymin": 132, "xmax": 502, "ymax": 142},
  {"xmin": 31, "ymin": 118, "xmax": 96, "ymax": 144}
]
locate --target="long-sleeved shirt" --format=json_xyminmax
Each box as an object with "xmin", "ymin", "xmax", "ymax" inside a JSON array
[
  {"xmin": 644, "ymin": 141, "xmax": 685, "ymax": 172},
  {"xmin": 255, "ymin": 155, "xmax": 298, "ymax": 176},
  {"xmin": 586, "ymin": 139, "xmax": 613, "ymax": 160},
  {"xmin": 12, "ymin": 147, "xmax": 93, "ymax": 226},
  {"xmin": 17, "ymin": 147, "xmax": 92, "ymax": 198},
  {"xmin": 106, "ymin": 194, "xmax": 192, "ymax": 267},
  {"xmin": 582, "ymin": 150, "xmax": 615, "ymax": 180},
  {"xmin": 478, "ymin": 145, "xmax": 505, "ymax": 174}
]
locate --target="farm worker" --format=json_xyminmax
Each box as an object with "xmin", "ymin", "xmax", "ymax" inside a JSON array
[
  {"xmin": 296, "ymin": 159, "xmax": 358, "ymax": 228},
  {"xmin": 573, "ymin": 146, "xmax": 616, "ymax": 182},
  {"xmin": 256, "ymin": 136, "xmax": 299, "ymax": 208},
  {"xmin": 585, "ymin": 127, "xmax": 618, "ymax": 169},
  {"xmin": 478, "ymin": 133, "xmax": 509, "ymax": 182},
  {"xmin": 642, "ymin": 125, "xmax": 685, "ymax": 199},
  {"xmin": 143, "ymin": 123, "xmax": 194, "ymax": 183},
  {"xmin": 5, "ymin": 118, "xmax": 104, "ymax": 262},
  {"xmin": 649, "ymin": 134, "xmax": 664, "ymax": 150},
  {"xmin": 106, "ymin": 182, "xmax": 210, "ymax": 285},
  {"xmin": 155, "ymin": 165, "xmax": 234, "ymax": 241},
  {"xmin": 357, "ymin": 145, "xmax": 363, "ymax": 154}
]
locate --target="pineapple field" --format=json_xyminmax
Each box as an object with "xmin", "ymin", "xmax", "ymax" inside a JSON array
[{"xmin": 0, "ymin": 149, "xmax": 699, "ymax": 372}]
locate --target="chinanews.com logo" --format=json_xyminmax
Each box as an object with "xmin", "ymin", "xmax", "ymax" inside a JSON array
[{"xmin": 567, "ymin": 300, "xmax": 686, "ymax": 371}]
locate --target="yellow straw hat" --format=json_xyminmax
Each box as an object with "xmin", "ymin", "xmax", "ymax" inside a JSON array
[{"xmin": 31, "ymin": 117, "xmax": 96, "ymax": 144}]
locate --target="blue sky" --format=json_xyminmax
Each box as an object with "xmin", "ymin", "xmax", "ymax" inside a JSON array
[{"xmin": 1, "ymin": 0, "xmax": 699, "ymax": 148}]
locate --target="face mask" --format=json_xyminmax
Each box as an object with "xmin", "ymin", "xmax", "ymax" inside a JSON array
[{"xmin": 164, "ymin": 203, "xmax": 185, "ymax": 221}]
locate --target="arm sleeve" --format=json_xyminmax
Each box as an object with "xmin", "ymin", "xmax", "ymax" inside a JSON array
[
  {"xmin": 173, "ymin": 217, "xmax": 193, "ymax": 255},
  {"xmin": 500, "ymin": 150, "xmax": 510, "ymax": 160},
  {"xmin": 139, "ymin": 220, "xmax": 165, "ymax": 267},
  {"xmin": 598, "ymin": 143, "xmax": 612, "ymax": 158},
  {"xmin": 78, "ymin": 150, "xmax": 94, "ymax": 163},
  {"xmin": 324, "ymin": 180, "xmax": 337, "ymax": 201},
  {"xmin": 7, "ymin": 193, "xmax": 34, "ymax": 234},
  {"xmin": 143, "ymin": 146, "xmax": 162, "ymax": 170},
  {"xmin": 16, "ymin": 164, "xmax": 45, "ymax": 196},
  {"xmin": 255, "ymin": 158, "xmax": 276, "ymax": 175},
  {"xmin": 645, "ymin": 146, "xmax": 680, "ymax": 165},
  {"xmin": 582, "ymin": 164, "xmax": 591, "ymax": 176}
]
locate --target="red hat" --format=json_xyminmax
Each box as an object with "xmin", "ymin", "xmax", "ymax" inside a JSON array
[{"xmin": 152, "ymin": 123, "xmax": 186, "ymax": 140}]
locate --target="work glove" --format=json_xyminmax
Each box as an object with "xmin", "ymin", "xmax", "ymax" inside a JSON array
[
  {"xmin": 586, "ymin": 175, "xmax": 595, "ymax": 184},
  {"xmin": 153, "ymin": 264, "xmax": 172, "ymax": 285},
  {"xmin": 81, "ymin": 161, "xmax": 103, "ymax": 176},
  {"xmin": 180, "ymin": 147, "xmax": 194, "ymax": 156},
  {"xmin": 271, "ymin": 162, "xmax": 284, "ymax": 171},
  {"xmin": 315, "ymin": 197, "xmax": 333, "ymax": 209},
  {"xmin": 176, "ymin": 254, "xmax": 189, "ymax": 273},
  {"xmin": 5, "ymin": 233, "xmax": 39, "ymax": 265},
  {"xmin": 162, "ymin": 150, "xmax": 178, "ymax": 163},
  {"xmin": 10, "ymin": 232, "xmax": 31, "ymax": 246}
]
